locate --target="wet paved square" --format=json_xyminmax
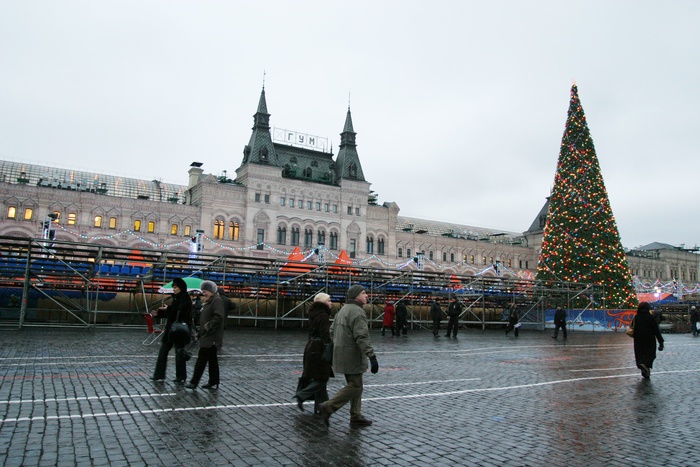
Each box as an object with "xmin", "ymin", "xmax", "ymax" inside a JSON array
[{"xmin": 1, "ymin": 326, "xmax": 699, "ymax": 466}]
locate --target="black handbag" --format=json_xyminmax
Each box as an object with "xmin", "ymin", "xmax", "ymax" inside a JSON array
[
  {"xmin": 170, "ymin": 321, "xmax": 190, "ymax": 346},
  {"xmin": 321, "ymin": 341, "xmax": 333, "ymax": 364}
]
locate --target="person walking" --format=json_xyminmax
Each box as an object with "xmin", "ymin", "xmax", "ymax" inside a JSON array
[
  {"xmin": 430, "ymin": 298, "xmax": 443, "ymax": 337},
  {"xmin": 690, "ymin": 306, "xmax": 699, "ymax": 337},
  {"xmin": 632, "ymin": 301, "xmax": 664, "ymax": 379},
  {"xmin": 381, "ymin": 301, "xmax": 395, "ymax": 336},
  {"xmin": 186, "ymin": 280, "xmax": 225, "ymax": 390},
  {"xmin": 152, "ymin": 277, "xmax": 192, "ymax": 384},
  {"xmin": 552, "ymin": 306, "xmax": 567, "ymax": 339},
  {"xmin": 319, "ymin": 285, "xmax": 379, "ymax": 428},
  {"xmin": 295, "ymin": 292, "xmax": 335, "ymax": 413},
  {"xmin": 445, "ymin": 295, "xmax": 462, "ymax": 338},
  {"xmin": 395, "ymin": 299, "xmax": 408, "ymax": 336},
  {"xmin": 505, "ymin": 304, "xmax": 519, "ymax": 337}
]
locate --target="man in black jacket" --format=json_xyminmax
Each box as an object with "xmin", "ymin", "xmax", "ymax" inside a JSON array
[
  {"xmin": 445, "ymin": 296, "xmax": 462, "ymax": 338},
  {"xmin": 552, "ymin": 306, "xmax": 567, "ymax": 340}
]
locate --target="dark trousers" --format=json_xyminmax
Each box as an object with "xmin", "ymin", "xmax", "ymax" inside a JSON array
[
  {"xmin": 395, "ymin": 320, "xmax": 407, "ymax": 336},
  {"xmin": 446, "ymin": 316, "xmax": 458, "ymax": 336},
  {"xmin": 153, "ymin": 340, "xmax": 186, "ymax": 381},
  {"xmin": 326, "ymin": 373, "xmax": 364, "ymax": 419},
  {"xmin": 432, "ymin": 318, "xmax": 441, "ymax": 336},
  {"xmin": 505, "ymin": 322, "xmax": 519, "ymax": 337},
  {"xmin": 554, "ymin": 322, "xmax": 567, "ymax": 338},
  {"xmin": 296, "ymin": 379, "xmax": 329, "ymax": 413},
  {"xmin": 189, "ymin": 345, "xmax": 219, "ymax": 385},
  {"xmin": 692, "ymin": 319, "xmax": 698, "ymax": 336},
  {"xmin": 381, "ymin": 325, "xmax": 395, "ymax": 336}
]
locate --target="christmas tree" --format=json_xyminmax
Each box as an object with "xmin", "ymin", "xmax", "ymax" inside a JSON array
[{"xmin": 537, "ymin": 84, "xmax": 637, "ymax": 310}]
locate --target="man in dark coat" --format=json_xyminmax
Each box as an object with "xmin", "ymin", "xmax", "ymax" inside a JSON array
[
  {"xmin": 430, "ymin": 298, "xmax": 443, "ymax": 337},
  {"xmin": 445, "ymin": 295, "xmax": 462, "ymax": 338},
  {"xmin": 395, "ymin": 300, "xmax": 408, "ymax": 336},
  {"xmin": 633, "ymin": 302, "xmax": 664, "ymax": 379},
  {"xmin": 690, "ymin": 306, "xmax": 699, "ymax": 336},
  {"xmin": 552, "ymin": 306, "xmax": 567, "ymax": 339}
]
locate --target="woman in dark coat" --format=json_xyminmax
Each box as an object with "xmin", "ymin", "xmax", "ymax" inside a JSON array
[
  {"xmin": 633, "ymin": 301, "xmax": 664, "ymax": 379},
  {"xmin": 152, "ymin": 277, "xmax": 193, "ymax": 383},
  {"xmin": 295, "ymin": 292, "xmax": 334, "ymax": 413}
]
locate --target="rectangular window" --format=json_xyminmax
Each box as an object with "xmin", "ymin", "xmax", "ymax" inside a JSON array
[
  {"xmin": 134, "ymin": 220, "xmax": 141, "ymax": 231},
  {"xmin": 429, "ymin": 251, "xmax": 434, "ymax": 261},
  {"xmin": 355, "ymin": 207, "xmax": 360, "ymax": 216},
  {"xmin": 171, "ymin": 224, "xmax": 178, "ymax": 235},
  {"xmin": 508, "ymin": 259, "xmax": 512, "ymax": 268},
  {"xmin": 347, "ymin": 206, "xmax": 352, "ymax": 215},
  {"xmin": 450, "ymin": 253, "xmax": 455, "ymax": 262},
  {"xmin": 24, "ymin": 208, "xmax": 33, "ymax": 220},
  {"xmin": 330, "ymin": 232, "xmax": 338, "ymax": 250},
  {"xmin": 315, "ymin": 202, "xmax": 321, "ymax": 211},
  {"xmin": 398, "ymin": 248, "xmax": 403, "ymax": 258},
  {"xmin": 184, "ymin": 225, "xmax": 191, "ymax": 236},
  {"xmin": 67, "ymin": 212, "xmax": 76, "ymax": 225},
  {"xmin": 443, "ymin": 252, "xmax": 447, "ymax": 262},
  {"xmin": 291, "ymin": 228, "xmax": 300, "ymax": 246},
  {"xmin": 256, "ymin": 228, "xmax": 264, "ymax": 250},
  {"xmin": 264, "ymin": 194, "xmax": 270, "ymax": 204},
  {"xmin": 407, "ymin": 248, "xmax": 411, "ymax": 258},
  {"xmin": 148, "ymin": 221, "xmax": 155, "ymax": 233},
  {"xmin": 470, "ymin": 255, "xmax": 475, "ymax": 264},
  {"xmin": 299, "ymin": 201, "xmax": 304, "ymax": 209},
  {"xmin": 277, "ymin": 227, "xmax": 286, "ymax": 245},
  {"xmin": 7, "ymin": 206, "xmax": 16, "ymax": 219},
  {"xmin": 525, "ymin": 261, "xmax": 529, "ymax": 269},
  {"xmin": 289, "ymin": 198, "xmax": 295, "ymax": 208},
  {"xmin": 333, "ymin": 205, "xmax": 338, "ymax": 213},
  {"xmin": 255, "ymin": 193, "xmax": 261, "ymax": 202},
  {"xmin": 378, "ymin": 239, "xmax": 384, "ymax": 255},
  {"xmin": 94, "ymin": 216, "xmax": 102, "ymax": 228},
  {"xmin": 324, "ymin": 203, "xmax": 329, "ymax": 212},
  {"xmin": 307, "ymin": 201, "xmax": 312, "ymax": 210},
  {"xmin": 304, "ymin": 229, "xmax": 313, "ymax": 248},
  {"xmin": 280, "ymin": 197, "xmax": 286, "ymax": 206},
  {"xmin": 349, "ymin": 239, "xmax": 356, "ymax": 258},
  {"xmin": 109, "ymin": 217, "xmax": 117, "ymax": 229},
  {"xmin": 366, "ymin": 237, "xmax": 374, "ymax": 254}
]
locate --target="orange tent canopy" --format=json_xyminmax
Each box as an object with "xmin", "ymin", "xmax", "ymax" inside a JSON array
[
  {"xmin": 280, "ymin": 246, "xmax": 316, "ymax": 275},
  {"xmin": 329, "ymin": 250, "xmax": 356, "ymax": 275}
]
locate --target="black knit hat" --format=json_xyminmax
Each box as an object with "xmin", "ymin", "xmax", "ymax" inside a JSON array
[
  {"xmin": 347, "ymin": 284, "xmax": 366, "ymax": 300},
  {"xmin": 171, "ymin": 277, "xmax": 188, "ymax": 293}
]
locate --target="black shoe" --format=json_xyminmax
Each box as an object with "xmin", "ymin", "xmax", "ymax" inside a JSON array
[
  {"xmin": 185, "ymin": 382, "xmax": 197, "ymax": 389},
  {"xmin": 294, "ymin": 396, "xmax": 304, "ymax": 412},
  {"xmin": 202, "ymin": 383, "xmax": 218, "ymax": 390},
  {"xmin": 552, "ymin": 336, "xmax": 557, "ymax": 339},
  {"xmin": 151, "ymin": 377, "xmax": 164, "ymax": 382},
  {"xmin": 350, "ymin": 415, "xmax": 373, "ymax": 427},
  {"xmin": 172, "ymin": 379, "xmax": 185, "ymax": 384},
  {"xmin": 640, "ymin": 364, "xmax": 650, "ymax": 379},
  {"xmin": 444, "ymin": 334, "xmax": 450, "ymax": 337}
]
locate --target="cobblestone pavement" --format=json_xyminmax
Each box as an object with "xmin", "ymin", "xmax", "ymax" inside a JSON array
[{"xmin": 1, "ymin": 325, "xmax": 699, "ymax": 466}]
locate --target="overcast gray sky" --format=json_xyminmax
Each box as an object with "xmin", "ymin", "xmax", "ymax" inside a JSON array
[{"xmin": 1, "ymin": 1, "xmax": 698, "ymax": 250}]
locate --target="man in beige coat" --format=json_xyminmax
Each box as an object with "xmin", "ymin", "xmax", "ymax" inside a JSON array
[{"xmin": 319, "ymin": 284, "xmax": 379, "ymax": 427}]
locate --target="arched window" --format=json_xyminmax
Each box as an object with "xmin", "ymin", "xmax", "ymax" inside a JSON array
[
  {"xmin": 170, "ymin": 224, "xmax": 178, "ymax": 235},
  {"xmin": 147, "ymin": 221, "xmax": 155, "ymax": 233},
  {"xmin": 94, "ymin": 216, "xmax": 102, "ymax": 228},
  {"xmin": 133, "ymin": 220, "xmax": 141, "ymax": 232},
  {"xmin": 329, "ymin": 232, "xmax": 338, "ymax": 250},
  {"xmin": 317, "ymin": 230, "xmax": 326, "ymax": 246},
  {"xmin": 109, "ymin": 217, "xmax": 117, "ymax": 229},
  {"xmin": 277, "ymin": 226, "xmax": 287, "ymax": 245},
  {"xmin": 377, "ymin": 238, "xmax": 385, "ymax": 255},
  {"xmin": 291, "ymin": 227, "xmax": 300, "ymax": 246},
  {"xmin": 366, "ymin": 236, "xmax": 374, "ymax": 254},
  {"xmin": 304, "ymin": 229, "xmax": 313, "ymax": 248},
  {"xmin": 213, "ymin": 219, "xmax": 225, "ymax": 239},
  {"xmin": 229, "ymin": 221, "xmax": 240, "ymax": 240}
]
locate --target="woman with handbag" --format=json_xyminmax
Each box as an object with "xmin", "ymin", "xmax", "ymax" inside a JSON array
[
  {"xmin": 294, "ymin": 292, "xmax": 334, "ymax": 413},
  {"xmin": 152, "ymin": 277, "xmax": 193, "ymax": 384},
  {"xmin": 186, "ymin": 280, "xmax": 225, "ymax": 389},
  {"xmin": 633, "ymin": 301, "xmax": 664, "ymax": 379}
]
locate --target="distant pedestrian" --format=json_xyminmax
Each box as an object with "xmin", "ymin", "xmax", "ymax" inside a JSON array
[
  {"xmin": 445, "ymin": 295, "xmax": 462, "ymax": 338},
  {"xmin": 186, "ymin": 280, "xmax": 225, "ymax": 390},
  {"xmin": 295, "ymin": 292, "xmax": 334, "ymax": 413},
  {"xmin": 395, "ymin": 300, "xmax": 408, "ymax": 336},
  {"xmin": 152, "ymin": 277, "xmax": 192, "ymax": 384},
  {"xmin": 430, "ymin": 298, "xmax": 443, "ymax": 337},
  {"xmin": 319, "ymin": 285, "xmax": 378, "ymax": 428},
  {"xmin": 505, "ymin": 304, "xmax": 519, "ymax": 337},
  {"xmin": 690, "ymin": 306, "xmax": 699, "ymax": 337},
  {"xmin": 633, "ymin": 302, "xmax": 664, "ymax": 379},
  {"xmin": 552, "ymin": 306, "xmax": 567, "ymax": 340},
  {"xmin": 381, "ymin": 301, "xmax": 395, "ymax": 336}
]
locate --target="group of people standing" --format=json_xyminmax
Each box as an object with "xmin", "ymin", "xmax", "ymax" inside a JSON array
[
  {"xmin": 380, "ymin": 299, "xmax": 408, "ymax": 336},
  {"xmin": 150, "ymin": 277, "xmax": 228, "ymax": 390}
]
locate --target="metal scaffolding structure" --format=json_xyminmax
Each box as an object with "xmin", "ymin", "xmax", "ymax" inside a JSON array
[{"xmin": 0, "ymin": 235, "xmax": 605, "ymax": 330}]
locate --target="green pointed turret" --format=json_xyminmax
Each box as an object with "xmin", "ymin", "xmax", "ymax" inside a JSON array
[
  {"xmin": 334, "ymin": 107, "xmax": 365, "ymax": 181},
  {"xmin": 241, "ymin": 87, "xmax": 277, "ymax": 166}
]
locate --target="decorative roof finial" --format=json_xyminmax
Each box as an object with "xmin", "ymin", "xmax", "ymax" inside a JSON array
[
  {"xmin": 348, "ymin": 91, "xmax": 351, "ymax": 110},
  {"xmin": 262, "ymin": 70, "xmax": 266, "ymax": 90}
]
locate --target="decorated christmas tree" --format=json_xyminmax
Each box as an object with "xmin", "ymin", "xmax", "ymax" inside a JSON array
[{"xmin": 537, "ymin": 84, "xmax": 637, "ymax": 309}]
